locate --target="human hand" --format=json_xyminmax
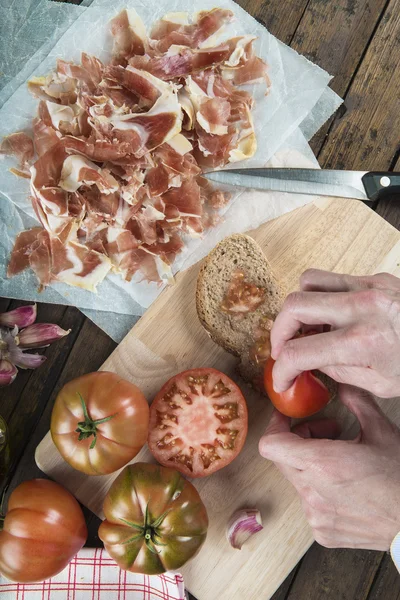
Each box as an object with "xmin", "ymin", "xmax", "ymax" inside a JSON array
[
  {"xmin": 270, "ymin": 270, "xmax": 400, "ymax": 398},
  {"xmin": 259, "ymin": 385, "xmax": 400, "ymax": 550}
]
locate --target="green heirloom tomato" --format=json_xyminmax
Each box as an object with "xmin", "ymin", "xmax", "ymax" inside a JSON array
[{"xmin": 98, "ymin": 463, "xmax": 208, "ymax": 575}]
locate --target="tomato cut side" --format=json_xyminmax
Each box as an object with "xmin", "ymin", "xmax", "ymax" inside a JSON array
[{"xmin": 148, "ymin": 368, "xmax": 248, "ymax": 478}]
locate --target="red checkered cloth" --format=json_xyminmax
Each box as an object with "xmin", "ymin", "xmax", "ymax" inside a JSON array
[{"xmin": 0, "ymin": 548, "xmax": 186, "ymax": 600}]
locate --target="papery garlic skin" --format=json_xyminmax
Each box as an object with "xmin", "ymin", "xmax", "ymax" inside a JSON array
[
  {"xmin": 0, "ymin": 305, "xmax": 37, "ymax": 328},
  {"xmin": 226, "ymin": 508, "xmax": 263, "ymax": 550},
  {"xmin": 18, "ymin": 324, "xmax": 70, "ymax": 349},
  {"xmin": 0, "ymin": 360, "xmax": 18, "ymax": 386},
  {"xmin": 0, "ymin": 305, "xmax": 70, "ymax": 386}
]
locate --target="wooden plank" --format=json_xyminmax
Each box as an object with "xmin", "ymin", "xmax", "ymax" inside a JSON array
[
  {"xmin": 286, "ymin": 546, "xmax": 383, "ymax": 600},
  {"xmin": 270, "ymin": 563, "xmax": 302, "ymax": 600},
  {"xmin": 0, "ymin": 303, "xmax": 70, "ymax": 425},
  {"xmin": 366, "ymin": 554, "xmax": 400, "ymax": 600},
  {"xmin": 292, "ymin": 0, "xmax": 387, "ymax": 95},
  {"xmin": 318, "ymin": 0, "xmax": 400, "ymax": 170},
  {"xmin": 0, "ymin": 306, "xmax": 85, "ymax": 493},
  {"xmin": 235, "ymin": 0, "xmax": 309, "ymax": 44},
  {"xmin": 289, "ymin": 0, "xmax": 388, "ymax": 156},
  {"xmin": 35, "ymin": 197, "xmax": 400, "ymax": 600}
]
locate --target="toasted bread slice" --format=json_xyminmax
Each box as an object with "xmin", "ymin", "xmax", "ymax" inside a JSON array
[
  {"xmin": 196, "ymin": 233, "xmax": 337, "ymax": 400},
  {"xmin": 196, "ymin": 233, "xmax": 286, "ymax": 385}
]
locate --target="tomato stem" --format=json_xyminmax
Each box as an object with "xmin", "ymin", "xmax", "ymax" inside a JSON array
[
  {"xmin": 75, "ymin": 393, "xmax": 116, "ymax": 449},
  {"xmin": 119, "ymin": 503, "xmax": 171, "ymax": 554}
]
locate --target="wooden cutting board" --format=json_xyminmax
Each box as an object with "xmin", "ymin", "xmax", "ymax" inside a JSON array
[{"xmin": 36, "ymin": 197, "xmax": 400, "ymax": 600}]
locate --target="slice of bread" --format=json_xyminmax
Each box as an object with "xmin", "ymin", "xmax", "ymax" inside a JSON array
[
  {"xmin": 196, "ymin": 233, "xmax": 337, "ymax": 400},
  {"xmin": 196, "ymin": 233, "xmax": 286, "ymax": 386}
]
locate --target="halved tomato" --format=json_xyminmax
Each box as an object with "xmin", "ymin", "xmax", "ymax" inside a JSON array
[{"xmin": 148, "ymin": 368, "xmax": 248, "ymax": 478}]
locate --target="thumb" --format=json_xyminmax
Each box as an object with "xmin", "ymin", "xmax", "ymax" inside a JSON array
[
  {"xmin": 292, "ymin": 418, "xmax": 341, "ymax": 440},
  {"xmin": 262, "ymin": 408, "xmax": 291, "ymax": 435},
  {"xmin": 259, "ymin": 409, "xmax": 319, "ymax": 469},
  {"xmin": 339, "ymin": 384, "xmax": 391, "ymax": 443}
]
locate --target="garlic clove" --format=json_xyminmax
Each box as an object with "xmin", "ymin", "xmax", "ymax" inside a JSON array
[
  {"xmin": 10, "ymin": 348, "xmax": 47, "ymax": 370},
  {"xmin": 0, "ymin": 360, "xmax": 18, "ymax": 386},
  {"xmin": 227, "ymin": 508, "xmax": 263, "ymax": 550},
  {"xmin": 18, "ymin": 324, "xmax": 71, "ymax": 349},
  {"xmin": 0, "ymin": 304, "xmax": 37, "ymax": 329}
]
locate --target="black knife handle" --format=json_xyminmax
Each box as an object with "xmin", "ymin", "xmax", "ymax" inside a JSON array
[{"xmin": 362, "ymin": 172, "xmax": 400, "ymax": 201}]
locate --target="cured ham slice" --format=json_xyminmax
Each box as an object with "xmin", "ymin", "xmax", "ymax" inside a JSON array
[
  {"xmin": 28, "ymin": 74, "xmax": 77, "ymax": 105},
  {"xmin": 30, "ymin": 143, "xmax": 68, "ymax": 200},
  {"xmin": 197, "ymin": 97, "xmax": 231, "ymax": 135},
  {"xmin": 63, "ymin": 135, "xmax": 132, "ymax": 162},
  {"xmin": 0, "ymin": 132, "xmax": 34, "ymax": 168},
  {"xmin": 128, "ymin": 45, "xmax": 231, "ymax": 80},
  {"xmin": 162, "ymin": 178, "xmax": 202, "ymax": 217},
  {"xmin": 155, "ymin": 142, "xmax": 200, "ymax": 179},
  {"xmin": 6, "ymin": 7, "xmax": 269, "ymax": 291},
  {"xmin": 151, "ymin": 8, "xmax": 234, "ymax": 51},
  {"xmin": 104, "ymin": 64, "xmax": 173, "ymax": 105},
  {"xmin": 7, "ymin": 228, "xmax": 43, "ymax": 276},
  {"xmin": 110, "ymin": 9, "xmax": 147, "ymax": 60},
  {"xmin": 33, "ymin": 118, "xmax": 60, "ymax": 156},
  {"xmin": 222, "ymin": 55, "xmax": 270, "ymax": 86},
  {"xmin": 45, "ymin": 101, "xmax": 82, "ymax": 135},
  {"xmin": 59, "ymin": 155, "xmax": 119, "ymax": 194},
  {"xmin": 56, "ymin": 241, "xmax": 111, "ymax": 291},
  {"xmin": 110, "ymin": 90, "xmax": 182, "ymax": 156},
  {"xmin": 57, "ymin": 54, "xmax": 104, "ymax": 93},
  {"xmin": 146, "ymin": 165, "xmax": 170, "ymax": 196}
]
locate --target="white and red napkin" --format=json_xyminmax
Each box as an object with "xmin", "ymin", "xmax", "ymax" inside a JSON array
[{"xmin": 0, "ymin": 548, "xmax": 186, "ymax": 600}]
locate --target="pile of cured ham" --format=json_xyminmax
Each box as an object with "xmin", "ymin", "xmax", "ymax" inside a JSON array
[{"xmin": 1, "ymin": 7, "xmax": 269, "ymax": 292}]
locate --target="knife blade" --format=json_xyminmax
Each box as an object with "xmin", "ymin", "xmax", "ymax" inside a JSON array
[{"xmin": 205, "ymin": 168, "xmax": 400, "ymax": 202}]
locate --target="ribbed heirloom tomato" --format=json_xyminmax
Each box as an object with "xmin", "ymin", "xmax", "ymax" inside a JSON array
[
  {"xmin": 0, "ymin": 479, "xmax": 87, "ymax": 583},
  {"xmin": 147, "ymin": 368, "xmax": 248, "ymax": 478},
  {"xmin": 51, "ymin": 371, "xmax": 149, "ymax": 475},
  {"xmin": 99, "ymin": 463, "xmax": 208, "ymax": 575}
]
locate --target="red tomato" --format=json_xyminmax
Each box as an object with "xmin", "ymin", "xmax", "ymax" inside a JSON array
[
  {"xmin": 51, "ymin": 372, "xmax": 149, "ymax": 475},
  {"xmin": 148, "ymin": 368, "xmax": 248, "ymax": 478},
  {"xmin": 264, "ymin": 357, "xmax": 330, "ymax": 418},
  {"xmin": 0, "ymin": 479, "xmax": 87, "ymax": 583},
  {"xmin": 99, "ymin": 463, "xmax": 208, "ymax": 575}
]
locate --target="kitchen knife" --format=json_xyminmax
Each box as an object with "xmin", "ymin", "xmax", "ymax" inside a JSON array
[{"xmin": 205, "ymin": 169, "xmax": 400, "ymax": 202}]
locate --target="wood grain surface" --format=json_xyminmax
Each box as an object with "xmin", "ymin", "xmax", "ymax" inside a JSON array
[
  {"xmin": 36, "ymin": 197, "xmax": 400, "ymax": 600},
  {"xmin": 1, "ymin": 0, "xmax": 400, "ymax": 598}
]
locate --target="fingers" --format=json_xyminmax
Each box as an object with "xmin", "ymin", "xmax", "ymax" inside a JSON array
[
  {"xmin": 272, "ymin": 328, "xmax": 369, "ymax": 393},
  {"xmin": 292, "ymin": 418, "xmax": 341, "ymax": 440},
  {"xmin": 262, "ymin": 408, "xmax": 291, "ymax": 435},
  {"xmin": 319, "ymin": 365, "xmax": 396, "ymax": 399},
  {"xmin": 259, "ymin": 409, "xmax": 332, "ymax": 470},
  {"xmin": 300, "ymin": 269, "xmax": 378, "ymax": 293},
  {"xmin": 337, "ymin": 384, "xmax": 391, "ymax": 443},
  {"xmin": 271, "ymin": 291, "xmax": 366, "ymax": 359}
]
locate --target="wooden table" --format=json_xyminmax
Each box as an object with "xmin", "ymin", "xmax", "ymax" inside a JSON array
[{"xmin": 1, "ymin": 0, "xmax": 400, "ymax": 598}]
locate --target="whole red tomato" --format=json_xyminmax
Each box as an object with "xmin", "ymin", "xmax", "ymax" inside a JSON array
[
  {"xmin": 99, "ymin": 463, "xmax": 208, "ymax": 575},
  {"xmin": 147, "ymin": 368, "xmax": 248, "ymax": 478},
  {"xmin": 0, "ymin": 479, "xmax": 87, "ymax": 583},
  {"xmin": 51, "ymin": 372, "xmax": 149, "ymax": 475},
  {"xmin": 264, "ymin": 357, "xmax": 330, "ymax": 418}
]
